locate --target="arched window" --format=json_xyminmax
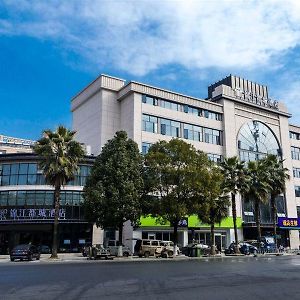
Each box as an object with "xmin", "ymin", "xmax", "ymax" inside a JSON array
[{"xmin": 237, "ymin": 120, "xmax": 281, "ymax": 162}]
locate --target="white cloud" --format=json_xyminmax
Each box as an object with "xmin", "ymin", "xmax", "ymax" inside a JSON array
[{"xmin": 1, "ymin": 0, "xmax": 300, "ymax": 75}]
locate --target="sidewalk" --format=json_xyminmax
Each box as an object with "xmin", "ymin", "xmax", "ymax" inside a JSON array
[{"xmin": 1, "ymin": 251, "xmax": 299, "ymax": 264}]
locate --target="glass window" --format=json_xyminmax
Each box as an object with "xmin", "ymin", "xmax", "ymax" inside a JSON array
[
  {"xmin": 28, "ymin": 163, "xmax": 37, "ymax": 174},
  {"xmin": 183, "ymin": 124, "xmax": 202, "ymax": 141},
  {"xmin": 291, "ymin": 146, "xmax": 300, "ymax": 160},
  {"xmin": 0, "ymin": 192, "xmax": 8, "ymax": 206},
  {"xmin": 1, "ymin": 176, "xmax": 10, "ymax": 186},
  {"xmin": 8, "ymin": 191, "xmax": 17, "ymax": 206},
  {"xmin": 207, "ymin": 153, "xmax": 223, "ymax": 163},
  {"xmin": 293, "ymin": 168, "xmax": 300, "ymax": 178},
  {"xmin": 27, "ymin": 174, "xmax": 37, "ymax": 185},
  {"xmin": 17, "ymin": 175, "xmax": 27, "ymax": 185},
  {"xmin": 142, "ymin": 114, "xmax": 158, "ymax": 133},
  {"xmin": 10, "ymin": 164, "xmax": 19, "ymax": 175},
  {"xmin": 17, "ymin": 191, "xmax": 26, "ymax": 206},
  {"xmin": 75, "ymin": 192, "xmax": 82, "ymax": 206},
  {"xmin": 290, "ymin": 131, "xmax": 300, "ymax": 140},
  {"xmin": 295, "ymin": 186, "xmax": 300, "ymax": 197},
  {"xmin": 36, "ymin": 191, "xmax": 45, "ymax": 206},
  {"xmin": 2, "ymin": 164, "xmax": 10, "ymax": 176},
  {"xmin": 66, "ymin": 192, "xmax": 73, "ymax": 206},
  {"xmin": 19, "ymin": 163, "xmax": 28, "ymax": 174},
  {"xmin": 160, "ymin": 118, "xmax": 180, "ymax": 137},
  {"xmin": 238, "ymin": 120, "xmax": 279, "ymax": 162},
  {"xmin": 26, "ymin": 192, "xmax": 36, "ymax": 206},
  {"xmin": 45, "ymin": 192, "xmax": 53, "ymax": 205},
  {"xmin": 10, "ymin": 175, "xmax": 17, "ymax": 185},
  {"xmin": 142, "ymin": 142, "xmax": 152, "ymax": 155}
]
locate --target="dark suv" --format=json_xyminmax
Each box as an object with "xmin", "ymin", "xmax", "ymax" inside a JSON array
[{"xmin": 10, "ymin": 244, "xmax": 40, "ymax": 262}]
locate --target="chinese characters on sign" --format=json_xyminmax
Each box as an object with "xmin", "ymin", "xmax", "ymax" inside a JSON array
[
  {"xmin": 277, "ymin": 217, "xmax": 300, "ymax": 229},
  {"xmin": 0, "ymin": 208, "xmax": 66, "ymax": 221},
  {"xmin": 233, "ymin": 88, "xmax": 279, "ymax": 110}
]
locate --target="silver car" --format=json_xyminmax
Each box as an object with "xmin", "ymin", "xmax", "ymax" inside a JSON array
[{"xmin": 106, "ymin": 240, "xmax": 132, "ymax": 257}]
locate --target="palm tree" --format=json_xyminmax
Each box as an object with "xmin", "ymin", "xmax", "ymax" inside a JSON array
[
  {"xmin": 34, "ymin": 126, "xmax": 84, "ymax": 258},
  {"xmin": 263, "ymin": 155, "xmax": 290, "ymax": 249},
  {"xmin": 196, "ymin": 166, "xmax": 230, "ymax": 255},
  {"xmin": 243, "ymin": 160, "xmax": 270, "ymax": 248},
  {"xmin": 220, "ymin": 156, "xmax": 249, "ymax": 253}
]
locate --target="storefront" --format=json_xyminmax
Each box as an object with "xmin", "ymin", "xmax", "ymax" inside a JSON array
[{"xmin": 0, "ymin": 153, "xmax": 94, "ymax": 254}]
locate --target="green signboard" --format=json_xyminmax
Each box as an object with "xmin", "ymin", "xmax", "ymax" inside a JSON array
[{"xmin": 140, "ymin": 215, "xmax": 242, "ymax": 228}]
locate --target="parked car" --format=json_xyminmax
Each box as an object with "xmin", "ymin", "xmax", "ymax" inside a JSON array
[
  {"xmin": 106, "ymin": 240, "xmax": 132, "ymax": 257},
  {"xmin": 10, "ymin": 244, "xmax": 40, "ymax": 262},
  {"xmin": 38, "ymin": 245, "xmax": 51, "ymax": 254},
  {"xmin": 87, "ymin": 244, "xmax": 113, "ymax": 260},
  {"xmin": 134, "ymin": 239, "xmax": 179, "ymax": 257},
  {"xmin": 225, "ymin": 242, "xmax": 258, "ymax": 255}
]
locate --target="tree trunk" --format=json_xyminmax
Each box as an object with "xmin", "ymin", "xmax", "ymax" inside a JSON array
[
  {"xmin": 50, "ymin": 183, "xmax": 61, "ymax": 259},
  {"xmin": 271, "ymin": 195, "xmax": 278, "ymax": 251},
  {"xmin": 117, "ymin": 222, "xmax": 123, "ymax": 257},
  {"xmin": 254, "ymin": 199, "xmax": 262, "ymax": 252},
  {"xmin": 173, "ymin": 221, "xmax": 178, "ymax": 257},
  {"xmin": 232, "ymin": 193, "xmax": 240, "ymax": 254},
  {"xmin": 210, "ymin": 223, "xmax": 216, "ymax": 255}
]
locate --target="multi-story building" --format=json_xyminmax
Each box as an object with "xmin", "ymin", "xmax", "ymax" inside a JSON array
[
  {"xmin": 72, "ymin": 74, "xmax": 300, "ymax": 250},
  {"xmin": 0, "ymin": 135, "xmax": 94, "ymax": 254}
]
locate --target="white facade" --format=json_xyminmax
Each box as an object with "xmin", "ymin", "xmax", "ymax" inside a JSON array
[{"xmin": 72, "ymin": 74, "xmax": 300, "ymax": 250}]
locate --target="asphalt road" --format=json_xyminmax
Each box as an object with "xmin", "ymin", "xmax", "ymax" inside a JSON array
[{"xmin": 1, "ymin": 256, "xmax": 300, "ymax": 300}]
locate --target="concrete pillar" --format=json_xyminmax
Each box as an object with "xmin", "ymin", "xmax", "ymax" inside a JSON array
[
  {"xmin": 182, "ymin": 229, "xmax": 189, "ymax": 247},
  {"xmin": 92, "ymin": 224, "xmax": 104, "ymax": 245}
]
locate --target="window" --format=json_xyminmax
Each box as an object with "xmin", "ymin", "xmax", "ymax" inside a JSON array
[
  {"xmin": 204, "ymin": 128, "xmax": 222, "ymax": 145},
  {"xmin": 142, "ymin": 142, "xmax": 152, "ymax": 155},
  {"xmin": 293, "ymin": 168, "xmax": 300, "ymax": 178},
  {"xmin": 295, "ymin": 186, "xmax": 300, "ymax": 197},
  {"xmin": 297, "ymin": 206, "xmax": 300, "ymax": 218},
  {"xmin": 183, "ymin": 124, "xmax": 202, "ymax": 141},
  {"xmin": 291, "ymin": 146, "xmax": 300, "ymax": 160},
  {"xmin": 188, "ymin": 106, "xmax": 200, "ymax": 116},
  {"xmin": 142, "ymin": 114, "xmax": 222, "ymax": 145},
  {"xmin": 160, "ymin": 118, "xmax": 180, "ymax": 137},
  {"xmin": 207, "ymin": 153, "xmax": 223, "ymax": 163},
  {"xmin": 161, "ymin": 100, "xmax": 180, "ymax": 111},
  {"xmin": 142, "ymin": 95, "xmax": 158, "ymax": 106},
  {"xmin": 142, "ymin": 114, "xmax": 158, "ymax": 133},
  {"xmin": 290, "ymin": 131, "xmax": 300, "ymax": 140}
]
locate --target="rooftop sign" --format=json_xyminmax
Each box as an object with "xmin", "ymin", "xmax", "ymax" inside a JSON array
[
  {"xmin": 0, "ymin": 135, "xmax": 35, "ymax": 147},
  {"xmin": 233, "ymin": 87, "xmax": 279, "ymax": 110}
]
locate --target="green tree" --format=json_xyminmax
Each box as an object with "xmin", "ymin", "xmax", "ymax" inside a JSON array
[
  {"xmin": 83, "ymin": 131, "xmax": 143, "ymax": 256},
  {"xmin": 220, "ymin": 156, "xmax": 249, "ymax": 253},
  {"xmin": 263, "ymin": 154, "xmax": 290, "ymax": 248},
  {"xmin": 34, "ymin": 126, "xmax": 84, "ymax": 259},
  {"xmin": 195, "ymin": 166, "xmax": 230, "ymax": 255},
  {"xmin": 243, "ymin": 160, "xmax": 270, "ymax": 247},
  {"xmin": 144, "ymin": 139, "xmax": 206, "ymax": 256}
]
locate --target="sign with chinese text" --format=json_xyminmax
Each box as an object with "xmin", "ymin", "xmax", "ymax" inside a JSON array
[
  {"xmin": 277, "ymin": 217, "xmax": 300, "ymax": 229},
  {"xmin": 233, "ymin": 88, "xmax": 279, "ymax": 110},
  {"xmin": 0, "ymin": 208, "xmax": 66, "ymax": 221}
]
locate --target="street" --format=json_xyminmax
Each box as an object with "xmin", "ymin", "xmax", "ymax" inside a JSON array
[{"xmin": 1, "ymin": 256, "xmax": 300, "ymax": 300}]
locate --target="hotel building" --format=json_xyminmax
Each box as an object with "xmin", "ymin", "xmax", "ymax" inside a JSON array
[
  {"xmin": 71, "ymin": 74, "xmax": 300, "ymax": 251},
  {"xmin": 0, "ymin": 135, "xmax": 94, "ymax": 254}
]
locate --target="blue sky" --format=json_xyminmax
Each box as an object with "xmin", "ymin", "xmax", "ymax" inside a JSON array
[{"xmin": 0, "ymin": 0, "xmax": 300, "ymax": 140}]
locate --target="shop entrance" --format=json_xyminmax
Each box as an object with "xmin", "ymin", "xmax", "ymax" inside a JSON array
[{"xmin": 0, "ymin": 223, "xmax": 93, "ymax": 254}]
